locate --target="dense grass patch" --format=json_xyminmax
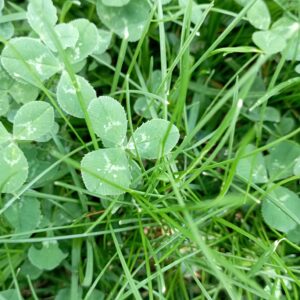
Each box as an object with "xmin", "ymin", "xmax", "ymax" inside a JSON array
[{"xmin": 0, "ymin": 0, "xmax": 299, "ymax": 299}]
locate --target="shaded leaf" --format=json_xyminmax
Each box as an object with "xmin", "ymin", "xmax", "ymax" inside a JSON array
[
  {"xmin": 266, "ymin": 141, "xmax": 300, "ymax": 180},
  {"xmin": 28, "ymin": 241, "xmax": 67, "ymax": 270},
  {"xmin": 262, "ymin": 186, "xmax": 300, "ymax": 233},
  {"xmin": 4, "ymin": 197, "xmax": 40, "ymax": 237},
  {"xmin": 236, "ymin": 144, "xmax": 268, "ymax": 184}
]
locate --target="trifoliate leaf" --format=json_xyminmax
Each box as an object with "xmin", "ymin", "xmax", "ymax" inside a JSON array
[
  {"xmin": 81, "ymin": 148, "xmax": 131, "ymax": 195},
  {"xmin": 262, "ymin": 186, "xmax": 300, "ymax": 233},
  {"xmin": 66, "ymin": 19, "xmax": 99, "ymax": 63},
  {"xmin": 1, "ymin": 37, "xmax": 61, "ymax": 85},
  {"xmin": 27, "ymin": 0, "xmax": 57, "ymax": 41},
  {"xmin": 128, "ymin": 119, "xmax": 180, "ymax": 159},
  {"xmin": 4, "ymin": 197, "xmax": 40, "ymax": 237},
  {"xmin": 88, "ymin": 96, "xmax": 127, "ymax": 147},
  {"xmin": 252, "ymin": 31, "xmax": 286, "ymax": 54},
  {"xmin": 0, "ymin": 143, "xmax": 28, "ymax": 193},
  {"xmin": 43, "ymin": 23, "xmax": 79, "ymax": 51},
  {"xmin": 13, "ymin": 101, "xmax": 54, "ymax": 141},
  {"xmin": 266, "ymin": 141, "xmax": 300, "ymax": 180},
  {"xmin": 236, "ymin": 144, "xmax": 268, "ymax": 184},
  {"xmin": 102, "ymin": 0, "xmax": 130, "ymax": 6},
  {"xmin": 96, "ymin": 0, "xmax": 151, "ymax": 42},
  {"xmin": 57, "ymin": 71, "xmax": 96, "ymax": 118},
  {"xmin": 247, "ymin": 0, "xmax": 270, "ymax": 30},
  {"xmin": 28, "ymin": 241, "xmax": 67, "ymax": 270}
]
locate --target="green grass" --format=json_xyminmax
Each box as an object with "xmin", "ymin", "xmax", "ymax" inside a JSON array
[{"xmin": 0, "ymin": 0, "xmax": 300, "ymax": 299}]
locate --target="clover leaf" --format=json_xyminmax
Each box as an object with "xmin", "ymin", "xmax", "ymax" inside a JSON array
[
  {"xmin": 262, "ymin": 186, "xmax": 300, "ymax": 233},
  {"xmin": 1, "ymin": 37, "xmax": 61, "ymax": 85},
  {"xmin": 88, "ymin": 96, "xmax": 127, "ymax": 147},
  {"xmin": 128, "ymin": 119, "xmax": 180, "ymax": 159},
  {"xmin": 13, "ymin": 101, "xmax": 55, "ymax": 141},
  {"xmin": 57, "ymin": 72, "xmax": 96, "ymax": 118}
]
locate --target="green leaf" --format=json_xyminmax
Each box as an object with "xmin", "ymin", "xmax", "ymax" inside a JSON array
[
  {"xmin": 81, "ymin": 148, "xmax": 131, "ymax": 195},
  {"xmin": 96, "ymin": 0, "xmax": 151, "ymax": 42},
  {"xmin": 247, "ymin": 106, "xmax": 281, "ymax": 123},
  {"xmin": 262, "ymin": 186, "xmax": 300, "ymax": 233},
  {"xmin": 236, "ymin": 144, "xmax": 268, "ymax": 184},
  {"xmin": 287, "ymin": 225, "xmax": 300, "ymax": 243},
  {"xmin": 0, "ymin": 143, "xmax": 28, "ymax": 194},
  {"xmin": 28, "ymin": 241, "xmax": 67, "ymax": 270},
  {"xmin": 43, "ymin": 23, "xmax": 79, "ymax": 51},
  {"xmin": 0, "ymin": 22, "xmax": 14, "ymax": 40},
  {"xmin": 4, "ymin": 197, "xmax": 40, "ymax": 237},
  {"xmin": 266, "ymin": 141, "xmax": 300, "ymax": 180},
  {"xmin": 20, "ymin": 259, "xmax": 42, "ymax": 280},
  {"xmin": 0, "ymin": 122, "xmax": 11, "ymax": 145},
  {"xmin": 293, "ymin": 156, "xmax": 300, "ymax": 176},
  {"xmin": 13, "ymin": 101, "xmax": 55, "ymax": 141},
  {"xmin": 57, "ymin": 71, "xmax": 96, "ymax": 118},
  {"xmin": 66, "ymin": 19, "xmax": 99, "ymax": 63},
  {"xmin": 1, "ymin": 37, "xmax": 61, "ymax": 85},
  {"xmin": 88, "ymin": 96, "xmax": 127, "ymax": 147},
  {"xmin": 252, "ymin": 31, "xmax": 286, "ymax": 54},
  {"xmin": 8, "ymin": 81, "xmax": 40, "ymax": 104},
  {"xmin": 0, "ymin": 290, "xmax": 19, "ymax": 300},
  {"xmin": 128, "ymin": 119, "xmax": 180, "ymax": 159},
  {"xmin": 247, "ymin": 0, "xmax": 270, "ymax": 30},
  {"xmin": 102, "ymin": 0, "xmax": 130, "ymax": 6},
  {"xmin": 93, "ymin": 29, "xmax": 112, "ymax": 55},
  {"xmin": 27, "ymin": 0, "xmax": 57, "ymax": 40},
  {"xmin": 133, "ymin": 96, "xmax": 157, "ymax": 119},
  {"xmin": 0, "ymin": 63, "xmax": 13, "ymax": 90},
  {"xmin": 271, "ymin": 16, "xmax": 300, "ymax": 40},
  {"xmin": 0, "ymin": 92, "xmax": 10, "ymax": 116}
]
